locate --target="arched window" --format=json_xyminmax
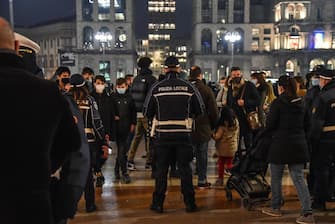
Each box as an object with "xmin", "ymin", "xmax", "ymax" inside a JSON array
[
  {"xmin": 201, "ymin": 0, "xmax": 212, "ymax": 23},
  {"xmin": 96, "ymin": 27, "xmax": 113, "ymax": 48},
  {"xmin": 310, "ymin": 59, "xmax": 325, "ymax": 71},
  {"xmin": 295, "ymin": 3, "xmax": 306, "ymax": 19},
  {"xmin": 82, "ymin": 0, "xmax": 93, "ymax": 21},
  {"xmin": 115, "ymin": 27, "xmax": 127, "ymax": 48},
  {"xmin": 83, "ymin": 26, "xmax": 94, "ymax": 49},
  {"xmin": 216, "ymin": 29, "xmax": 228, "ymax": 54},
  {"xmin": 234, "ymin": 0, "xmax": 244, "ymax": 23},
  {"xmin": 234, "ymin": 29, "xmax": 244, "ymax": 53},
  {"xmin": 275, "ymin": 5, "xmax": 281, "ymax": 22},
  {"xmin": 286, "ymin": 60, "xmax": 295, "ymax": 72},
  {"xmin": 327, "ymin": 59, "xmax": 335, "ymax": 70},
  {"xmin": 201, "ymin": 29, "xmax": 212, "ymax": 54},
  {"xmin": 285, "ymin": 4, "xmax": 295, "ymax": 20}
]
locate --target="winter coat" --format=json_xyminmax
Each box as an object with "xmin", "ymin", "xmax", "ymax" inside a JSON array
[
  {"xmin": 91, "ymin": 90, "xmax": 116, "ymax": 140},
  {"xmin": 0, "ymin": 50, "xmax": 81, "ymax": 224},
  {"xmin": 111, "ymin": 92, "xmax": 137, "ymax": 138},
  {"xmin": 212, "ymin": 119, "xmax": 239, "ymax": 157},
  {"xmin": 131, "ymin": 68, "xmax": 157, "ymax": 113},
  {"xmin": 190, "ymin": 79, "xmax": 219, "ymax": 143},
  {"xmin": 265, "ymin": 94, "xmax": 311, "ymax": 164}
]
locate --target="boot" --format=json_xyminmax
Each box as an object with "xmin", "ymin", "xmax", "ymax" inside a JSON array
[
  {"xmin": 150, "ymin": 193, "xmax": 165, "ymax": 213},
  {"xmin": 184, "ymin": 194, "xmax": 198, "ymax": 213}
]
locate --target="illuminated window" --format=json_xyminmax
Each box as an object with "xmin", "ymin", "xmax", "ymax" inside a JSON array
[
  {"xmin": 252, "ymin": 37, "xmax": 259, "ymax": 51},
  {"xmin": 313, "ymin": 31, "xmax": 324, "ymax": 49},
  {"xmin": 309, "ymin": 59, "xmax": 324, "ymax": 71},
  {"xmin": 99, "ymin": 61, "xmax": 111, "ymax": 81},
  {"xmin": 275, "ymin": 5, "xmax": 281, "ymax": 22},
  {"xmin": 286, "ymin": 60, "xmax": 295, "ymax": 72},
  {"xmin": 332, "ymin": 32, "xmax": 335, "ymax": 49},
  {"xmin": 263, "ymin": 37, "xmax": 271, "ymax": 52},
  {"xmin": 285, "ymin": 4, "xmax": 294, "ymax": 20},
  {"xmin": 252, "ymin": 28, "xmax": 260, "ymax": 36},
  {"xmin": 295, "ymin": 3, "xmax": 306, "ymax": 20},
  {"xmin": 98, "ymin": 0, "xmax": 110, "ymax": 21},
  {"xmin": 115, "ymin": 0, "xmax": 126, "ymax": 21},
  {"xmin": 216, "ymin": 29, "xmax": 228, "ymax": 54}
]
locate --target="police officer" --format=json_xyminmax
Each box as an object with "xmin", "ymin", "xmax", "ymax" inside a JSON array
[
  {"xmin": 311, "ymin": 69, "xmax": 335, "ymax": 210},
  {"xmin": 14, "ymin": 32, "xmax": 44, "ymax": 78},
  {"xmin": 143, "ymin": 56, "xmax": 205, "ymax": 213}
]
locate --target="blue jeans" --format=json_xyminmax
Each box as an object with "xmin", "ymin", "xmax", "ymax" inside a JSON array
[
  {"xmin": 194, "ymin": 142, "xmax": 209, "ymax": 184},
  {"xmin": 270, "ymin": 163, "xmax": 312, "ymax": 215}
]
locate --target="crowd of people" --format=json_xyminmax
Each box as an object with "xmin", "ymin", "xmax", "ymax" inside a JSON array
[{"xmin": 1, "ymin": 16, "xmax": 335, "ymax": 224}]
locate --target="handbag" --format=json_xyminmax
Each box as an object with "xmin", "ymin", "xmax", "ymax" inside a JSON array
[{"xmin": 240, "ymin": 85, "xmax": 261, "ymax": 130}]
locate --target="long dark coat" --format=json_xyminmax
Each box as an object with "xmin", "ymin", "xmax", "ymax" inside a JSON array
[{"xmin": 0, "ymin": 51, "xmax": 81, "ymax": 224}]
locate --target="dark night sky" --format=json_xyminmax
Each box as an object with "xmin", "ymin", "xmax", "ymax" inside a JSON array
[{"xmin": 0, "ymin": 0, "xmax": 192, "ymax": 39}]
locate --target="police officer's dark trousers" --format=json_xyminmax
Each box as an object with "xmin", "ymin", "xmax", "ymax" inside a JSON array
[
  {"xmin": 152, "ymin": 142, "xmax": 195, "ymax": 207},
  {"xmin": 313, "ymin": 142, "xmax": 335, "ymax": 206},
  {"xmin": 84, "ymin": 142, "xmax": 97, "ymax": 208}
]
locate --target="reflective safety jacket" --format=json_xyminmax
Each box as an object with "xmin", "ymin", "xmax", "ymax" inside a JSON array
[{"xmin": 143, "ymin": 72, "xmax": 205, "ymax": 143}]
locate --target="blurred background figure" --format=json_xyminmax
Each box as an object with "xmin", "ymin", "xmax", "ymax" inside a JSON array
[{"xmin": 14, "ymin": 32, "xmax": 44, "ymax": 78}]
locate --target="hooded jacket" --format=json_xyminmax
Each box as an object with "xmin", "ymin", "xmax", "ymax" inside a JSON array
[{"xmin": 266, "ymin": 94, "xmax": 311, "ymax": 164}]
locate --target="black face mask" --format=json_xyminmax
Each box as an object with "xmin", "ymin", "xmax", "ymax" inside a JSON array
[
  {"xmin": 61, "ymin": 77, "xmax": 70, "ymax": 84},
  {"xmin": 231, "ymin": 77, "xmax": 242, "ymax": 84}
]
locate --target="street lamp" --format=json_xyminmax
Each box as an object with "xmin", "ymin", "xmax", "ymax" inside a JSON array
[
  {"xmin": 94, "ymin": 31, "xmax": 112, "ymax": 61},
  {"xmin": 224, "ymin": 31, "xmax": 241, "ymax": 68}
]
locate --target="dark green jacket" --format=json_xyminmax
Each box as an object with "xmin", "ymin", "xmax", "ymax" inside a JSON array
[{"xmin": 190, "ymin": 79, "xmax": 219, "ymax": 143}]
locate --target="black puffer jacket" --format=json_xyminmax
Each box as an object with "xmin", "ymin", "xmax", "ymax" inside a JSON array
[
  {"xmin": 131, "ymin": 68, "xmax": 157, "ymax": 112},
  {"xmin": 111, "ymin": 92, "xmax": 137, "ymax": 137},
  {"xmin": 91, "ymin": 90, "xmax": 116, "ymax": 139},
  {"xmin": 265, "ymin": 94, "xmax": 311, "ymax": 164}
]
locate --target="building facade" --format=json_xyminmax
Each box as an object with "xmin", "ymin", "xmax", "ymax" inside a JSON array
[
  {"xmin": 74, "ymin": 0, "xmax": 136, "ymax": 82},
  {"xmin": 17, "ymin": 0, "xmax": 136, "ymax": 83},
  {"xmin": 190, "ymin": 0, "xmax": 335, "ymax": 81}
]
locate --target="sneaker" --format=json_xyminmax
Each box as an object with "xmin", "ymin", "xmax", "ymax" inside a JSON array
[
  {"xmin": 224, "ymin": 169, "xmax": 232, "ymax": 176},
  {"xmin": 197, "ymin": 182, "xmax": 211, "ymax": 189},
  {"xmin": 127, "ymin": 161, "xmax": 137, "ymax": 171},
  {"xmin": 122, "ymin": 174, "xmax": 131, "ymax": 184},
  {"xmin": 213, "ymin": 178, "xmax": 224, "ymax": 187},
  {"xmin": 262, "ymin": 207, "xmax": 282, "ymax": 217},
  {"xmin": 296, "ymin": 214, "xmax": 315, "ymax": 224}
]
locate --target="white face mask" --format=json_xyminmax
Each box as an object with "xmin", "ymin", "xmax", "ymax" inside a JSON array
[
  {"xmin": 95, "ymin": 84, "xmax": 105, "ymax": 93},
  {"xmin": 251, "ymin": 79, "xmax": 258, "ymax": 85},
  {"xmin": 116, "ymin": 88, "xmax": 126, "ymax": 94},
  {"xmin": 220, "ymin": 83, "xmax": 225, "ymax": 88}
]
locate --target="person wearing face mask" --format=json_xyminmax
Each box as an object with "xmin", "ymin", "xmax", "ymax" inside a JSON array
[
  {"xmin": 310, "ymin": 69, "xmax": 335, "ymax": 211},
  {"xmin": 216, "ymin": 76, "xmax": 228, "ymax": 109},
  {"xmin": 82, "ymin": 67, "xmax": 95, "ymax": 93},
  {"xmin": 226, "ymin": 67, "xmax": 261, "ymax": 153},
  {"xmin": 54, "ymin": 66, "xmax": 71, "ymax": 93},
  {"xmin": 91, "ymin": 75, "xmax": 116, "ymax": 187},
  {"xmin": 111, "ymin": 78, "xmax": 137, "ymax": 183},
  {"xmin": 250, "ymin": 72, "xmax": 269, "ymax": 127}
]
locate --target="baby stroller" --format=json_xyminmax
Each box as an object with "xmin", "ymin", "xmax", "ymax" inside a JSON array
[{"xmin": 225, "ymin": 129, "xmax": 271, "ymax": 210}]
